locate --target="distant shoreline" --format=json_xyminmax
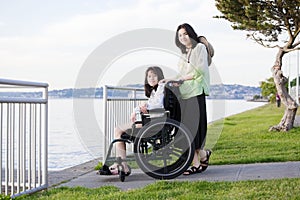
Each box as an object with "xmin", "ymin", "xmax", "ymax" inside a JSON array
[{"xmin": 247, "ymin": 99, "xmax": 269, "ymax": 102}]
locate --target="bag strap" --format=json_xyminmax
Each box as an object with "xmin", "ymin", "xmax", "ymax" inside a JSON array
[{"xmin": 198, "ymin": 36, "xmax": 214, "ymax": 66}]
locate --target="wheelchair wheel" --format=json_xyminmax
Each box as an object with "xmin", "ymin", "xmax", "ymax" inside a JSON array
[{"xmin": 133, "ymin": 118, "xmax": 194, "ymax": 180}]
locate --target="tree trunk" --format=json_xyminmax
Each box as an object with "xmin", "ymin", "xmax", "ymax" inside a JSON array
[{"xmin": 269, "ymin": 67, "xmax": 298, "ymax": 132}]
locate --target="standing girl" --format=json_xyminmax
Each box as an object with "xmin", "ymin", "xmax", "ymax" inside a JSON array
[{"xmin": 169, "ymin": 23, "xmax": 212, "ymax": 175}]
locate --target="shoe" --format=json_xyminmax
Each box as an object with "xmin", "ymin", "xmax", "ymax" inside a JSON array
[
  {"xmin": 183, "ymin": 165, "xmax": 201, "ymax": 175},
  {"xmin": 98, "ymin": 163, "xmax": 131, "ymax": 176},
  {"xmin": 97, "ymin": 165, "xmax": 117, "ymax": 175},
  {"xmin": 200, "ymin": 150, "xmax": 212, "ymax": 172}
]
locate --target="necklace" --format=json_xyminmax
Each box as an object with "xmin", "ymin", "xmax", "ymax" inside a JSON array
[{"xmin": 186, "ymin": 48, "xmax": 192, "ymax": 63}]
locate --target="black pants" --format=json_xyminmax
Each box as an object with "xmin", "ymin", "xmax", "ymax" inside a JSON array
[{"xmin": 180, "ymin": 93, "xmax": 207, "ymax": 150}]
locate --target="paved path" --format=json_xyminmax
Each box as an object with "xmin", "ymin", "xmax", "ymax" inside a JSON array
[
  {"xmin": 49, "ymin": 161, "xmax": 300, "ymax": 190},
  {"xmin": 48, "ymin": 115, "xmax": 300, "ymax": 190}
]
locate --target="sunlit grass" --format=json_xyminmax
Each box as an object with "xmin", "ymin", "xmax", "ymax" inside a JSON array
[
  {"xmin": 209, "ymin": 103, "xmax": 300, "ymax": 165},
  {"xmin": 18, "ymin": 178, "xmax": 300, "ymax": 199}
]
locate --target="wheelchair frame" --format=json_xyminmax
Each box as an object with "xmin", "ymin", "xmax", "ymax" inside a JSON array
[{"xmin": 99, "ymin": 82, "xmax": 195, "ymax": 182}]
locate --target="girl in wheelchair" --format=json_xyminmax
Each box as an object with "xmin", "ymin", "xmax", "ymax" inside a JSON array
[{"xmin": 99, "ymin": 66, "xmax": 166, "ymax": 176}]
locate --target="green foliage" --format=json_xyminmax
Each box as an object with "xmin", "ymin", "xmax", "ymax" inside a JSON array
[
  {"xmin": 215, "ymin": 0, "xmax": 300, "ymax": 44},
  {"xmin": 260, "ymin": 77, "xmax": 276, "ymax": 102},
  {"xmin": 259, "ymin": 76, "xmax": 289, "ymax": 102}
]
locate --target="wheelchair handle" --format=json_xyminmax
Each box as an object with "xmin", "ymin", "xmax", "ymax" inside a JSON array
[{"xmin": 166, "ymin": 80, "xmax": 184, "ymax": 86}]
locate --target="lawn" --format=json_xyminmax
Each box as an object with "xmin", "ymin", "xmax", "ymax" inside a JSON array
[
  {"xmin": 18, "ymin": 179, "xmax": 300, "ymax": 199},
  {"xmin": 208, "ymin": 103, "xmax": 300, "ymax": 165}
]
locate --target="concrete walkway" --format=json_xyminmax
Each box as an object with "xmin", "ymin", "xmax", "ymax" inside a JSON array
[
  {"xmin": 48, "ymin": 115, "xmax": 300, "ymax": 190},
  {"xmin": 49, "ymin": 160, "xmax": 300, "ymax": 190}
]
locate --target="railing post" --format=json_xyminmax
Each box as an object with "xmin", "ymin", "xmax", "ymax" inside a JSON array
[
  {"xmin": 102, "ymin": 85, "xmax": 108, "ymax": 163},
  {"xmin": 43, "ymin": 87, "xmax": 48, "ymax": 188}
]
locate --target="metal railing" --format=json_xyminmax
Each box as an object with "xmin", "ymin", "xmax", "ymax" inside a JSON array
[
  {"xmin": 0, "ymin": 78, "xmax": 48, "ymax": 198},
  {"xmin": 102, "ymin": 85, "xmax": 147, "ymax": 162}
]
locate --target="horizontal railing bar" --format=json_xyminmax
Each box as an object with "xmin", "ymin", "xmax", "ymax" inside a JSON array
[
  {"xmin": 0, "ymin": 78, "xmax": 48, "ymax": 88},
  {"xmin": 0, "ymin": 98, "xmax": 47, "ymax": 104},
  {"xmin": 107, "ymin": 98, "xmax": 147, "ymax": 101},
  {"xmin": 105, "ymin": 85, "xmax": 144, "ymax": 91}
]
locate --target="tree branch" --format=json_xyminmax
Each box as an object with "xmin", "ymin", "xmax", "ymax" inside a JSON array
[{"xmin": 248, "ymin": 32, "xmax": 281, "ymax": 49}]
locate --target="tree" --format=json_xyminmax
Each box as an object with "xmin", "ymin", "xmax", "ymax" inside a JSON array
[
  {"xmin": 260, "ymin": 76, "xmax": 288, "ymax": 102},
  {"xmin": 260, "ymin": 77, "xmax": 277, "ymax": 102},
  {"xmin": 215, "ymin": 0, "xmax": 300, "ymax": 131}
]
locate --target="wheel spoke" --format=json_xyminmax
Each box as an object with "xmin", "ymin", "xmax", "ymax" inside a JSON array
[{"xmin": 134, "ymin": 118, "xmax": 194, "ymax": 179}]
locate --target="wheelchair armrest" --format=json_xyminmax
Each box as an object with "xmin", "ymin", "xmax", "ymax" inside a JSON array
[
  {"xmin": 166, "ymin": 80, "xmax": 184, "ymax": 86},
  {"xmin": 142, "ymin": 108, "xmax": 169, "ymax": 119},
  {"xmin": 148, "ymin": 108, "xmax": 165, "ymax": 114}
]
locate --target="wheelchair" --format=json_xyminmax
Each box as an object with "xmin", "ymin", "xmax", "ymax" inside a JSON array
[{"xmin": 98, "ymin": 81, "xmax": 195, "ymax": 182}]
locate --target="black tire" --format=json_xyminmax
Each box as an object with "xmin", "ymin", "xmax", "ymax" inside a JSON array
[{"xmin": 134, "ymin": 118, "xmax": 194, "ymax": 180}]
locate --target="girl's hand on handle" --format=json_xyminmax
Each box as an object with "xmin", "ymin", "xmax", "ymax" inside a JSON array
[
  {"xmin": 139, "ymin": 103, "xmax": 148, "ymax": 114},
  {"xmin": 159, "ymin": 79, "xmax": 169, "ymax": 84}
]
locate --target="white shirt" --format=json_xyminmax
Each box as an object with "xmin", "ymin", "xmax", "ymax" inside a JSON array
[
  {"xmin": 147, "ymin": 83, "xmax": 165, "ymax": 110},
  {"xmin": 177, "ymin": 43, "xmax": 210, "ymax": 98}
]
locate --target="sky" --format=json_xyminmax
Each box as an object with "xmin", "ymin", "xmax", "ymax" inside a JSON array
[{"xmin": 1, "ymin": 0, "xmax": 294, "ymax": 90}]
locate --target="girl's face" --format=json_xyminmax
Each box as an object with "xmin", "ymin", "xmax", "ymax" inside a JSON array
[
  {"xmin": 147, "ymin": 70, "xmax": 158, "ymax": 87},
  {"xmin": 178, "ymin": 28, "xmax": 192, "ymax": 48}
]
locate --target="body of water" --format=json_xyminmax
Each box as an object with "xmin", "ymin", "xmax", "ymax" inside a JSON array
[{"xmin": 48, "ymin": 99, "xmax": 266, "ymax": 171}]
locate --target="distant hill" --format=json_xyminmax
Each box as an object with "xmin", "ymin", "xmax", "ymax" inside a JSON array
[
  {"xmin": 209, "ymin": 84, "xmax": 261, "ymax": 100},
  {"xmin": 47, "ymin": 84, "xmax": 261, "ymax": 100}
]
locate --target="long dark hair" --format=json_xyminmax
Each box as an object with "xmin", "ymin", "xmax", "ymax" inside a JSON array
[
  {"xmin": 144, "ymin": 66, "xmax": 165, "ymax": 98},
  {"xmin": 175, "ymin": 23, "xmax": 200, "ymax": 54}
]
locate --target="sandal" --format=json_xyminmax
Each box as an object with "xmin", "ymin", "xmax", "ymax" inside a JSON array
[
  {"xmin": 98, "ymin": 163, "xmax": 131, "ymax": 176},
  {"xmin": 111, "ymin": 163, "xmax": 131, "ymax": 176},
  {"xmin": 121, "ymin": 163, "xmax": 131, "ymax": 176},
  {"xmin": 125, "ymin": 165, "xmax": 131, "ymax": 176},
  {"xmin": 183, "ymin": 165, "xmax": 201, "ymax": 175},
  {"xmin": 200, "ymin": 150, "xmax": 212, "ymax": 172}
]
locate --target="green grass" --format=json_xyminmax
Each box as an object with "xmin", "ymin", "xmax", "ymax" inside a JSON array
[
  {"xmin": 17, "ymin": 179, "xmax": 300, "ymax": 200},
  {"xmin": 15, "ymin": 103, "xmax": 300, "ymax": 199},
  {"xmin": 208, "ymin": 103, "xmax": 300, "ymax": 165}
]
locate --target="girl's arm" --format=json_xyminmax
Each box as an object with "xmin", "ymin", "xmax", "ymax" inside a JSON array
[{"xmin": 130, "ymin": 111, "xmax": 136, "ymax": 123}]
